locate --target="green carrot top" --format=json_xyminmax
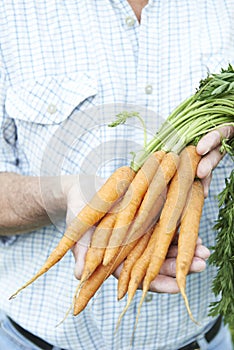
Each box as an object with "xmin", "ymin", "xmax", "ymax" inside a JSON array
[{"xmin": 109, "ymin": 64, "xmax": 234, "ymax": 171}]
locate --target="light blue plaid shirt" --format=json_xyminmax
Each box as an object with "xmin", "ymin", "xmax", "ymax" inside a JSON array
[{"xmin": 0, "ymin": 1, "xmax": 233, "ymax": 349}]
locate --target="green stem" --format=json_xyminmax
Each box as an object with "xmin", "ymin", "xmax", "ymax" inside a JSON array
[
  {"xmin": 132, "ymin": 115, "xmax": 234, "ymax": 170},
  {"xmin": 110, "ymin": 65, "xmax": 234, "ymax": 171}
]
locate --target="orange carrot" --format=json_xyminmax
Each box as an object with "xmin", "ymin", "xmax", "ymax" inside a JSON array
[
  {"xmin": 121, "ymin": 151, "xmax": 180, "ymax": 245},
  {"xmin": 10, "ymin": 166, "xmax": 135, "ymax": 299},
  {"xmin": 80, "ymin": 202, "xmax": 121, "ymax": 284},
  {"xmin": 103, "ymin": 151, "xmax": 165, "ymax": 266},
  {"xmin": 10, "ymin": 235, "xmax": 75, "ymax": 299},
  {"xmin": 65, "ymin": 166, "xmax": 135, "ymax": 242},
  {"xmin": 73, "ymin": 237, "xmax": 141, "ymax": 316},
  {"xmin": 117, "ymin": 228, "xmax": 152, "ymax": 301},
  {"xmin": 116, "ymin": 223, "xmax": 159, "ymax": 326},
  {"xmin": 117, "ymin": 188, "xmax": 166, "ymax": 301},
  {"xmin": 112, "ymin": 152, "xmax": 180, "ymax": 314},
  {"xmin": 135, "ymin": 146, "xmax": 201, "ymax": 324},
  {"xmin": 73, "ymin": 195, "xmax": 165, "ymax": 317},
  {"xmin": 176, "ymin": 179, "xmax": 204, "ymax": 323}
]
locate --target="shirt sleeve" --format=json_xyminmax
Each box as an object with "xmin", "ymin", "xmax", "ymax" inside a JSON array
[
  {"xmin": 0, "ymin": 60, "xmax": 21, "ymax": 174},
  {"xmin": 0, "ymin": 50, "xmax": 20, "ymax": 245},
  {"xmin": 0, "ymin": 117, "xmax": 21, "ymax": 174}
]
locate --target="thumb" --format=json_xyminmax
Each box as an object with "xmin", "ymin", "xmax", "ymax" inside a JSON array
[{"xmin": 72, "ymin": 229, "xmax": 94, "ymax": 279}]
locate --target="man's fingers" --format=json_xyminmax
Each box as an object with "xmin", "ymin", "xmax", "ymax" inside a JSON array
[
  {"xmin": 160, "ymin": 243, "xmax": 210, "ymax": 277},
  {"xmin": 113, "ymin": 262, "xmax": 124, "ymax": 279},
  {"xmin": 113, "ymin": 239, "xmax": 210, "ymax": 294},
  {"xmin": 196, "ymin": 125, "xmax": 234, "ymax": 196},
  {"xmin": 159, "ymin": 258, "xmax": 177, "ymax": 277},
  {"xmin": 200, "ymin": 173, "xmax": 212, "ymax": 198},
  {"xmin": 196, "ymin": 126, "xmax": 234, "ymax": 156},
  {"xmin": 149, "ymin": 275, "xmax": 179, "ymax": 294},
  {"xmin": 73, "ymin": 229, "xmax": 94, "ymax": 279},
  {"xmin": 189, "ymin": 257, "xmax": 207, "ymax": 273},
  {"xmin": 167, "ymin": 237, "xmax": 203, "ymax": 258},
  {"xmin": 196, "ymin": 146, "xmax": 224, "ymax": 179},
  {"xmin": 196, "ymin": 129, "xmax": 222, "ymax": 155},
  {"xmin": 194, "ymin": 244, "xmax": 210, "ymax": 260},
  {"xmin": 196, "ymin": 145, "xmax": 221, "ymax": 197}
]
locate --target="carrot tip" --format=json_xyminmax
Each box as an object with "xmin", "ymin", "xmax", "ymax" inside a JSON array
[
  {"xmin": 9, "ymin": 285, "xmax": 29, "ymax": 300},
  {"xmin": 9, "ymin": 294, "xmax": 16, "ymax": 300},
  {"xmin": 115, "ymin": 296, "xmax": 133, "ymax": 333},
  {"xmin": 180, "ymin": 286, "xmax": 200, "ymax": 325},
  {"xmin": 56, "ymin": 304, "xmax": 73, "ymax": 327},
  {"xmin": 9, "ymin": 272, "xmax": 46, "ymax": 300},
  {"xmin": 103, "ymin": 249, "xmax": 115, "ymax": 266},
  {"xmin": 117, "ymin": 290, "xmax": 125, "ymax": 301}
]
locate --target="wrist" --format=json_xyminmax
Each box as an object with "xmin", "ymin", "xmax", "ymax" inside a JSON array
[{"xmin": 40, "ymin": 175, "xmax": 76, "ymax": 221}]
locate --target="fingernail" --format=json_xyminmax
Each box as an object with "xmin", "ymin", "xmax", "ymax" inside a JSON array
[
  {"xmin": 196, "ymin": 260, "xmax": 206, "ymax": 272},
  {"xmin": 196, "ymin": 144, "xmax": 208, "ymax": 156},
  {"xmin": 200, "ymin": 149, "xmax": 208, "ymax": 156}
]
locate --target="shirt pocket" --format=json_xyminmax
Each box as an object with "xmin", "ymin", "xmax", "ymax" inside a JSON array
[
  {"xmin": 4, "ymin": 73, "xmax": 98, "ymax": 175},
  {"xmin": 5, "ymin": 72, "xmax": 98, "ymax": 125}
]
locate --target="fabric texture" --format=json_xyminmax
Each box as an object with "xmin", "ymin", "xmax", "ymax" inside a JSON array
[
  {"xmin": 0, "ymin": 1, "xmax": 233, "ymax": 349},
  {"xmin": 0, "ymin": 311, "xmax": 232, "ymax": 350}
]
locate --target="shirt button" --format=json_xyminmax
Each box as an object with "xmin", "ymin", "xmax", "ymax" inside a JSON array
[
  {"xmin": 125, "ymin": 16, "xmax": 135, "ymax": 27},
  {"xmin": 145, "ymin": 85, "xmax": 153, "ymax": 95},
  {"xmin": 47, "ymin": 104, "xmax": 57, "ymax": 114},
  {"xmin": 145, "ymin": 293, "xmax": 153, "ymax": 303}
]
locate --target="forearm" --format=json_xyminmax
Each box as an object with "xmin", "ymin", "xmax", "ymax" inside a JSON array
[{"xmin": 0, "ymin": 172, "xmax": 69, "ymax": 235}]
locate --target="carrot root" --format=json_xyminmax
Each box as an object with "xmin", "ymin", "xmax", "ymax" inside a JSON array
[
  {"xmin": 65, "ymin": 166, "xmax": 135, "ymax": 242},
  {"xmin": 116, "ymin": 223, "xmax": 159, "ymax": 328},
  {"xmin": 117, "ymin": 230, "xmax": 151, "ymax": 300},
  {"xmin": 10, "ymin": 235, "xmax": 75, "ymax": 299},
  {"xmin": 176, "ymin": 274, "xmax": 200, "ymax": 325},
  {"xmin": 126, "ymin": 151, "xmax": 180, "ymax": 239},
  {"xmin": 130, "ymin": 146, "xmax": 201, "ymax": 325},
  {"xmin": 103, "ymin": 151, "xmax": 165, "ymax": 266},
  {"xmin": 10, "ymin": 166, "xmax": 135, "ymax": 300},
  {"xmin": 73, "ymin": 238, "xmax": 141, "ymax": 316},
  {"xmin": 115, "ymin": 295, "xmax": 134, "ymax": 333},
  {"xmin": 176, "ymin": 180, "xmax": 204, "ymax": 324}
]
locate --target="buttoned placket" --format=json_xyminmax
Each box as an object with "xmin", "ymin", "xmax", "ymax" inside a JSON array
[
  {"xmin": 47, "ymin": 103, "xmax": 57, "ymax": 115},
  {"xmin": 116, "ymin": 0, "xmax": 158, "ymax": 110},
  {"xmin": 111, "ymin": 1, "xmax": 160, "ymax": 131},
  {"xmin": 135, "ymin": 3, "xmax": 158, "ymax": 111},
  {"xmin": 108, "ymin": 0, "xmax": 140, "ymax": 105}
]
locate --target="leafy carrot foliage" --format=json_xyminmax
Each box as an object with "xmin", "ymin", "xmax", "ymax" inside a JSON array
[{"xmin": 209, "ymin": 139, "xmax": 234, "ymax": 326}]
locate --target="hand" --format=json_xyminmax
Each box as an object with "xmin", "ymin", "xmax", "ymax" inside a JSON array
[
  {"xmin": 65, "ymin": 174, "xmax": 105, "ymax": 279},
  {"xmin": 72, "ymin": 230, "xmax": 93, "ymax": 279},
  {"xmin": 196, "ymin": 125, "xmax": 234, "ymax": 197},
  {"xmin": 149, "ymin": 237, "xmax": 210, "ymax": 293},
  {"xmin": 65, "ymin": 174, "xmax": 105, "ymax": 226},
  {"xmin": 114, "ymin": 236, "xmax": 210, "ymax": 294}
]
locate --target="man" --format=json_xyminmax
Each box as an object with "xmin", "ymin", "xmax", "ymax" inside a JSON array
[{"xmin": 0, "ymin": 1, "xmax": 233, "ymax": 349}]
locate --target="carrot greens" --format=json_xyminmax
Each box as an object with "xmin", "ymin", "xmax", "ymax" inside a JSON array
[
  {"xmin": 110, "ymin": 64, "xmax": 234, "ymax": 171},
  {"xmin": 208, "ymin": 138, "xmax": 234, "ymax": 327},
  {"xmin": 109, "ymin": 64, "xmax": 234, "ymax": 326}
]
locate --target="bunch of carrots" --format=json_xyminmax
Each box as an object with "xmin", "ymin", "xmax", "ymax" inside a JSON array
[{"xmin": 10, "ymin": 65, "xmax": 234, "ymax": 329}]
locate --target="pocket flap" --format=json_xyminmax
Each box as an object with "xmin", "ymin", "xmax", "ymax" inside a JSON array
[{"xmin": 5, "ymin": 72, "xmax": 97, "ymax": 124}]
